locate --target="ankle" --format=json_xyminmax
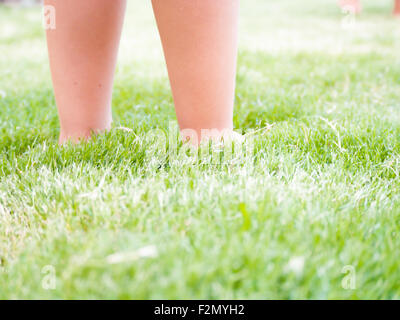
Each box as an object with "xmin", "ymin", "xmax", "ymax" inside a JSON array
[{"xmin": 59, "ymin": 123, "xmax": 111, "ymax": 144}]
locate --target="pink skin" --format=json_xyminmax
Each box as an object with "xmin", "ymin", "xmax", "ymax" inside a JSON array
[
  {"xmin": 45, "ymin": 0, "xmax": 126, "ymax": 143},
  {"xmin": 395, "ymin": 0, "xmax": 400, "ymax": 15},
  {"xmin": 338, "ymin": 0, "xmax": 362, "ymax": 14},
  {"xmin": 152, "ymin": 0, "xmax": 240, "ymax": 143},
  {"xmin": 338, "ymin": 0, "xmax": 400, "ymax": 15},
  {"xmin": 45, "ymin": 0, "xmax": 240, "ymax": 144}
]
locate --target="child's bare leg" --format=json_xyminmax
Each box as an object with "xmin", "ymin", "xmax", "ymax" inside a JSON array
[
  {"xmin": 45, "ymin": 0, "xmax": 126, "ymax": 143},
  {"xmin": 152, "ymin": 0, "xmax": 240, "ymax": 143},
  {"xmin": 394, "ymin": 0, "xmax": 400, "ymax": 15}
]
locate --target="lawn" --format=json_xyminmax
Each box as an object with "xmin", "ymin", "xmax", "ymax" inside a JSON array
[{"xmin": 0, "ymin": 0, "xmax": 400, "ymax": 299}]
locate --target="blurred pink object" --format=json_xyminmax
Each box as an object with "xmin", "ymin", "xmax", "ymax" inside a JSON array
[
  {"xmin": 338, "ymin": 0, "xmax": 362, "ymax": 14},
  {"xmin": 394, "ymin": 0, "xmax": 400, "ymax": 15},
  {"xmin": 339, "ymin": 0, "xmax": 400, "ymax": 15}
]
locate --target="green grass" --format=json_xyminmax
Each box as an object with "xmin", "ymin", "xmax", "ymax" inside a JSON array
[{"xmin": 1, "ymin": 0, "xmax": 400, "ymax": 299}]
